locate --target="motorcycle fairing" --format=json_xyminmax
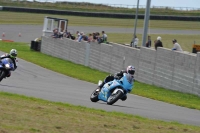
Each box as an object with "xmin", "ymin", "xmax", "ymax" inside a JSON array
[
  {"xmin": 0, "ymin": 58, "xmax": 14, "ymax": 70},
  {"xmin": 98, "ymin": 73, "xmax": 134, "ymax": 102},
  {"xmin": 98, "ymin": 80, "xmax": 122, "ymax": 102}
]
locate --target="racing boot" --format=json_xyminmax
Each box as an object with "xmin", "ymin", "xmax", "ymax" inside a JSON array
[
  {"xmin": 120, "ymin": 95, "xmax": 127, "ymax": 101},
  {"xmin": 7, "ymin": 72, "xmax": 11, "ymax": 77}
]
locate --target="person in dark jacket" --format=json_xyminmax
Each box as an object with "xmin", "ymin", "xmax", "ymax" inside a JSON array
[
  {"xmin": 0, "ymin": 49, "xmax": 18, "ymax": 77},
  {"xmin": 155, "ymin": 36, "xmax": 163, "ymax": 50},
  {"xmin": 146, "ymin": 35, "xmax": 151, "ymax": 48}
]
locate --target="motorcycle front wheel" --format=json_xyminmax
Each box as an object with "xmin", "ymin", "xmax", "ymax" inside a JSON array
[
  {"xmin": 0, "ymin": 70, "xmax": 6, "ymax": 82},
  {"xmin": 107, "ymin": 90, "xmax": 124, "ymax": 105},
  {"xmin": 90, "ymin": 89, "xmax": 99, "ymax": 102}
]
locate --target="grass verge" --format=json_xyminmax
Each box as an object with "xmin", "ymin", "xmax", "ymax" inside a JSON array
[
  {"xmin": 0, "ymin": 41, "xmax": 200, "ymax": 111},
  {"xmin": 0, "ymin": 11, "xmax": 200, "ymax": 30},
  {"xmin": 1, "ymin": 91, "xmax": 200, "ymax": 133}
]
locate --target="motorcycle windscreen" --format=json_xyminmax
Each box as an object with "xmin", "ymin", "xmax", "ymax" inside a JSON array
[
  {"xmin": 120, "ymin": 73, "xmax": 134, "ymax": 92},
  {"xmin": 2, "ymin": 58, "xmax": 14, "ymax": 69}
]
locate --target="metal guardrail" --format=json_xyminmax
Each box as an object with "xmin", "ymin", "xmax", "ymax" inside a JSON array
[{"xmin": 2, "ymin": 6, "xmax": 200, "ymax": 21}]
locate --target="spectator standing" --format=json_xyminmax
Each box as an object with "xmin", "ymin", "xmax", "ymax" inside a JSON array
[
  {"xmin": 130, "ymin": 35, "xmax": 139, "ymax": 48},
  {"xmin": 155, "ymin": 36, "xmax": 163, "ymax": 50},
  {"xmin": 76, "ymin": 31, "xmax": 80, "ymax": 40},
  {"xmin": 66, "ymin": 32, "xmax": 72, "ymax": 39},
  {"xmin": 51, "ymin": 29, "xmax": 59, "ymax": 38},
  {"xmin": 82, "ymin": 33, "xmax": 88, "ymax": 41},
  {"xmin": 63, "ymin": 29, "xmax": 69, "ymax": 38},
  {"xmin": 102, "ymin": 31, "xmax": 107, "ymax": 43},
  {"xmin": 77, "ymin": 32, "xmax": 83, "ymax": 42},
  {"xmin": 92, "ymin": 32, "xmax": 97, "ymax": 42},
  {"xmin": 96, "ymin": 32, "xmax": 100, "ymax": 42},
  {"xmin": 154, "ymin": 40, "xmax": 157, "ymax": 47},
  {"xmin": 98, "ymin": 31, "xmax": 107, "ymax": 44},
  {"xmin": 146, "ymin": 35, "xmax": 151, "ymax": 48},
  {"xmin": 88, "ymin": 33, "xmax": 93, "ymax": 42},
  {"xmin": 172, "ymin": 39, "xmax": 183, "ymax": 51}
]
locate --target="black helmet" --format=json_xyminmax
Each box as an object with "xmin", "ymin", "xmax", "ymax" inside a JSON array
[{"xmin": 172, "ymin": 39, "xmax": 177, "ymax": 43}]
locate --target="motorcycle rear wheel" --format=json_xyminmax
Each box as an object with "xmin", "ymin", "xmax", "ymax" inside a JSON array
[
  {"xmin": 90, "ymin": 89, "xmax": 99, "ymax": 102},
  {"xmin": 107, "ymin": 90, "xmax": 124, "ymax": 105}
]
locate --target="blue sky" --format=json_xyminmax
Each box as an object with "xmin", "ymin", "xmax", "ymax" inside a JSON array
[{"xmin": 51, "ymin": 0, "xmax": 200, "ymax": 9}]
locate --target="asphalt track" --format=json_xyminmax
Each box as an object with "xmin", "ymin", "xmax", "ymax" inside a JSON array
[
  {"xmin": 0, "ymin": 25, "xmax": 200, "ymax": 43},
  {"xmin": 0, "ymin": 52, "xmax": 200, "ymax": 126},
  {"xmin": 0, "ymin": 25, "xmax": 200, "ymax": 126}
]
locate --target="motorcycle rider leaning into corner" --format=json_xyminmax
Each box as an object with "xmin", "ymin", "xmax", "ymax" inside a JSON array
[
  {"xmin": 0, "ymin": 49, "xmax": 18, "ymax": 77},
  {"xmin": 97, "ymin": 65, "xmax": 135, "ymax": 101}
]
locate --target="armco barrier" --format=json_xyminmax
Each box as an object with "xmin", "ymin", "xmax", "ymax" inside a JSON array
[
  {"xmin": 2, "ymin": 6, "xmax": 200, "ymax": 21},
  {"xmin": 41, "ymin": 36, "xmax": 200, "ymax": 96}
]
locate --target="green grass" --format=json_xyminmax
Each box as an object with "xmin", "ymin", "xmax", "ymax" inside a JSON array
[
  {"xmin": 1, "ymin": 0, "xmax": 200, "ymax": 16},
  {"xmin": 0, "ymin": 41, "xmax": 200, "ymax": 111},
  {"xmin": 1, "ymin": 91, "xmax": 200, "ymax": 133},
  {"xmin": 0, "ymin": 11, "xmax": 200, "ymax": 30}
]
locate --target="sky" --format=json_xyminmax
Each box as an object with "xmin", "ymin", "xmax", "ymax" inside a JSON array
[{"xmin": 46, "ymin": 0, "xmax": 200, "ymax": 9}]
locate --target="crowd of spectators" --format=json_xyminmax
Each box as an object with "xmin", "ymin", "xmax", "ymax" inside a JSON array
[
  {"xmin": 130, "ymin": 35, "xmax": 183, "ymax": 52},
  {"xmin": 75, "ymin": 31, "xmax": 108, "ymax": 43},
  {"xmin": 153, "ymin": 36, "xmax": 182, "ymax": 52},
  {"xmin": 51, "ymin": 28, "xmax": 108, "ymax": 44},
  {"xmin": 51, "ymin": 29, "xmax": 183, "ymax": 52},
  {"xmin": 51, "ymin": 28, "xmax": 76, "ymax": 40}
]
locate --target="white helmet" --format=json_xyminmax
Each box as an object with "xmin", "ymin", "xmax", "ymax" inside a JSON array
[
  {"xmin": 157, "ymin": 36, "xmax": 162, "ymax": 41},
  {"xmin": 10, "ymin": 49, "xmax": 17, "ymax": 58},
  {"xmin": 127, "ymin": 65, "xmax": 135, "ymax": 75}
]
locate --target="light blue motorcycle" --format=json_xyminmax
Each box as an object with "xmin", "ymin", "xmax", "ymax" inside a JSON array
[
  {"xmin": 0, "ymin": 58, "xmax": 15, "ymax": 82},
  {"xmin": 90, "ymin": 73, "xmax": 134, "ymax": 105}
]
